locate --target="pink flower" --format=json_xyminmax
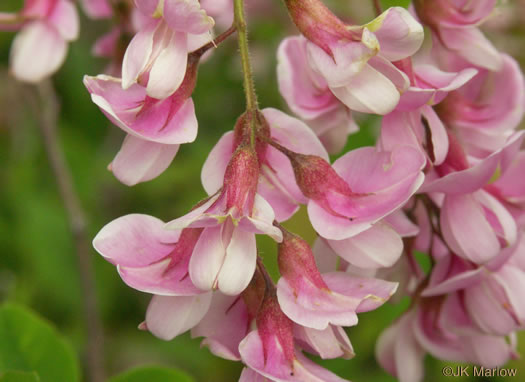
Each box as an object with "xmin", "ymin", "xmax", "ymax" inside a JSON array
[
  {"xmin": 277, "ymin": 35, "xmax": 358, "ymax": 154},
  {"xmin": 200, "ymin": 0, "xmax": 233, "ymax": 29},
  {"xmin": 83, "ymin": 56, "xmax": 199, "ymax": 185},
  {"xmin": 202, "ymin": 108, "xmax": 329, "ymax": 222},
  {"xmin": 275, "ymin": 228, "xmax": 398, "ymax": 330},
  {"xmin": 239, "ymin": 294, "xmax": 349, "ymax": 382},
  {"xmin": 415, "ymin": 0, "xmax": 501, "ymax": 70},
  {"xmin": 436, "ymin": 55, "xmax": 525, "ymax": 158},
  {"xmin": 377, "ymin": 293, "xmax": 518, "ymax": 382},
  {"xmin": 289, "ymin": 146, "xmax": 425, "ymax": 240},
  {"xmin": 122, "ymin": 0, "xmax": 214, "ymax": 99},
  {"xmin": 284, "ymin": 1, "xmax": 424, "ymax": 114},
  {"xmin": 0, "ymin": 0, "xmax": 79, "ymax": 82},
  {"xmin": 419, "ymin": 131, "xmax": 524, "ymax": 264},
  {"xmin": 93, "ymin": 214, "xmax": 203, "ymax": 296},
  {"xmin": 166, "ymin": 145, "xmax": 282, "ymax": 296},
  {"xmin": 422, "ymin": 244, "xmax": 525, "ymax": 336}
]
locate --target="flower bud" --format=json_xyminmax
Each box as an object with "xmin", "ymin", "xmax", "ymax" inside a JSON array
[
  {"xmin": 286, "ymin": 152, "xmax": 356, "ymax": 216},
  {"xmin": 256, "ymin": 293, "xmax": 296, "ymax": 367},
  {"xmin": 222, "ymin": 144, "xmax": 260, "ymax": 216},
  {"xmin": 277, "ymin": 228, "xmax": 328, "ymax": 290},
  {"xmin": 283, "ymin": 0, "xmax": 359, "ymax": 57}
]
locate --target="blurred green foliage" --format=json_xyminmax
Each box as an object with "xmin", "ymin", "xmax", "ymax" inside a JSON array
[
  {"xmin": 0, "ymin": 304, "xmax": 79, "ymax": 382},
  {"xmin": 0, "ymin": 0, "xmax": 524, "ymax": 381}
]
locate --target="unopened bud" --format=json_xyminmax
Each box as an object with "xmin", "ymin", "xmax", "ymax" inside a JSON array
[
  {"xmin": 277, "ymin": 228, "xmax": 328, "ymax": 290},
  {"xmin": 283, "ymin": 0, "xmax": 359, "ymax": 57},
  {"xmin": 222, "ymin": 144, "xmax": 260, "ymax": 215}
]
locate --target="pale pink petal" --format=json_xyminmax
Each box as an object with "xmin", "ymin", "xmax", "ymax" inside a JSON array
[
  {"xmin": 263, "ymin": 108, "xmax": 329, "ymax": 161},
  {"xmin": 47, "ymin": 0, "xmax": 79, "ymax": 41},
  {"xmin": 201, "ymin": 131, "xmax": 233, "ymax": 195},
  {"xmin": 146, "ymin": 30, "xmax": 188, "ymax": 99},
  {"xmin": 192, "ymin": 294, "xmax": 249, "ymax": 361},
  {"xmin": 117, "ymin": 258, "xmax": 201, "ymax": 296},
  {"xmin": 440, "ymin": 26, "xmax": 502, "ymax": 71},
  {"xmin": 368, "ymin": 7, "xmax": 424, "ymax": 61},
  {"xmin": 239, "ymin": 195, "xmax": 283, "ymax": 241},
  {"xmin": 189, "ymin": 225, "xmax": 225, "ymax": 291},
  {"xmin": 122, "ymin": 20, "xmax": 157, "ymax": 89},
  {"xmin": 330, "ymin": 64, "xmax": 400, "ymax": 115},
  {"xmin": 384, "ymin": 210, "xmax": 419, "ymax": 237},
  {"xmin": 322, "ymin": 272, "xmax": 398, "ymax": 313},
  {"xmin": 475, "ymin": 191, "xmax": 517, "ymax": 248},
  {"xmin": 163, "ymin": 0, "xmax": 214, "ymax": 34},
  {"xmin": 93, "ymin": 214, "xmax": 180, "ymax": 267},
  {"xmin": 294, "ymin": 325, "xmax": 354, "ymax": 360},
  {"xmin": 440, "ymin": 194, "xmax": 500, "ymax": 263},
  {"xmin": 145, "ymin": 293, "xmax": 212, "ymax": 340},
  {"xmin": 464, "ymin": 278, "xmax": 519, "ymax": 335},
  {"xmin": 164, "ymin": 195, "xmax": 219, "ymax": 230},
  {"xmin": 327, "ymin": 223, "xmax": 403, "ymax": 269},
  {"xmin": 110, "ymin": 134, "xmax": 179, "ymax": 186},
  {"xmin": 217, "ymin": 228, "xmax": 256, "ymax": 295},
  {"xmin": 134, "ymin": 0, "xmax": 159, "ymax": 16},
  {"xmin": 10, "ymin": 21, "xmax": 67, "ymax": 83},
  {"xmin": 277, "ymin": 36, "xmax": 338, "ymax": 120}
]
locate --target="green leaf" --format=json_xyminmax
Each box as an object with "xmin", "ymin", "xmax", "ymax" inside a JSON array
[
  {"xmin": 0, "ymin": 371, "xmax": 40, "ymax": 382},
  {"xmin": 0, "ymin": 304, "xmax": 80, "ymax": 382},
  {"xmin": 108, "ymin": 366, "xmax": 195, "ymax": 382}
]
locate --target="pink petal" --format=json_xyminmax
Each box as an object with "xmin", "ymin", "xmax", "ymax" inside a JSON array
[
  {"xmin": 322, "ymin": 272, "xmax": 398, "ymax": 313},
  {"xmin": 122, "ymin": 19, "xmax": 157, "ymax": 89},
  {"xmin": 146, "ymin": 30, "xmax": 188, "ymax": 99},
  {"xmin": 217, "ymin": 227, "xmax": 256, "ymax": 295},
  {"xmin": 330, "ymin": 64, "xmax": 400, "ymax": 115},
  {"xmin": 145, "ymin": 293, "xmax": 212, "ymax": 340},
  {"xmin": 294, "ymin": 325, "xmax": 354, "ymax": 360},
  {"xmin": 440, "ymin": 26, "xmax": 502, "ymax": 71},
  {"xmin": 117, "ymin": 258, "xmax": 201, "ymax": 296},
  {"xmin": 369, "ymin": 7, "xmax": 424, "ymax": 62},
  {"xmin": 163, "ymin": 0, "xmax": 214, "ymax": 34},
  {"xmin": 276, "ymin": 277, "xmax": 360, "ymax": 330},
  {"xmin": 134, "ymin": 0, "xmax": 159, "ymax": 16},
  {"xmin": 10, "ymin": 21, "xmax": 67, "ymax": 83},
  {"xmin": 93, "ymin": 214, "xmax": 180, "ymax": 267},
  {"xmin": 48, "ymin": 0, "xmax": 79, "ymax": 41},
  {"xmin": 201, "ymin": 131, "xmax": 233, "ymax": 195},
  {"xmin": 110, "ymin": 134, "xmax": 179, "ymax": 186},
  {"xmin": 80, "ymin": 0, "xmax": 112, "ymax": 19},
  {"xmin": 238, "ymin": 195, "xmax": 283, "ymax": 242},
  {"xmin": 440, "ymin": 194, "xmax": 500, "ymax": 263},
  {"xmin": 326, "ymin": 223, "xmax": 403, "ymax": 269},
  {"xmin": 239, "ymin": 331, "xmax": 348, "ymax": 382},
  {"xmin": 310, "ymin": 146, "xmax": 425, "ymax": 240},
  {"xmin": 191, "ymin": 293, "xmax": 249, "ymax": 361},
  {"xmin": 277, "ymin": 36, "xmax": 338, "ymax": 120},
  {"xmin": 189, "ymin": 225, "xmax": 225, "ymax": 291}
]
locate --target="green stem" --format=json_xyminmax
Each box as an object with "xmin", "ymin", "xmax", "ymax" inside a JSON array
[{"xmin": 233, "ymin": 0, "xmax": 258, "ymax": 113}]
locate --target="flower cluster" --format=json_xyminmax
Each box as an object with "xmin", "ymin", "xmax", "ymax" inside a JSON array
[
  {"xmin": 89, "ymin": 0, "xmax": 525, "ymax": 380},
  {"xmin": 3, "ymin": 0, "xmax": 523, "ymax": 380}
]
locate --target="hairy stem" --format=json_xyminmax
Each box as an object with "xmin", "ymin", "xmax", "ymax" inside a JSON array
[
  {"xmin": 190, "ymin": 25, "xmax": 237, "ymax": 58},
  {"xmin": 233, "ymin": 0, "xmax": 258, "ymax": 113},
  {"xmin": 35, "ymin": 80, "xmax": 105, "ymax": 382},
  {"xmin": 373, "ymin": 0, "xmax": 383, "ymax": 16}
]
